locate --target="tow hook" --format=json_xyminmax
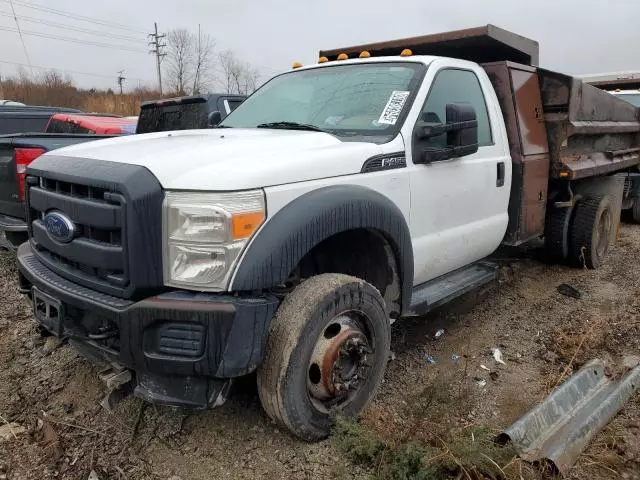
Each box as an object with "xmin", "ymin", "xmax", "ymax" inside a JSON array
[{"xmin": 98, "ymin": 364, "xmax": 133, "ymax": 411}]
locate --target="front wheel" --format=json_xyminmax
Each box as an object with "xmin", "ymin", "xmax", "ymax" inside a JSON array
[{"xmin": 257, "ymin": 273, "xmax": 390, "ymax": 441}]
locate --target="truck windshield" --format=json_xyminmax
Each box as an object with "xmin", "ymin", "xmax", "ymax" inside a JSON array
[
  {"xmin": 220, "ymin": 62, "xmax": 426, "ymax": 140},
  {"xmin": 615, "ymin": 93, "xmax": 640, "ymax": 107}
]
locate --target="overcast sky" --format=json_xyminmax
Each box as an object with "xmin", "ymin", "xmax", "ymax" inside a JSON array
[{"xmin": 0, "ymin": 0, "xmax": 639, "ymax": 91}]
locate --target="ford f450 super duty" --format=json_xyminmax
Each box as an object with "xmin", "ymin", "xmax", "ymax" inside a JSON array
[{"xmin": 16, "ymin": 25, "xmax": 640, "ymax": 440}]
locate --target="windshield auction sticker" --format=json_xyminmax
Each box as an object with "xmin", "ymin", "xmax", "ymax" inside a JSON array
[{"xmin": 378, "ymin": 90, "xmax": 410, "ymax": 125}]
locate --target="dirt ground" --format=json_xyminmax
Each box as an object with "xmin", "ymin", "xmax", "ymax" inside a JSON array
[{"xmin": 0, "ymin": 225, "xmax": 639, "ymax": 480}]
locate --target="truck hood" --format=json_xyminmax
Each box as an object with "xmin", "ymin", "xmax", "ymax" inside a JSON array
[{"xmin": 44, "ymin": 129, "xmax": 384, "ymax": 190}]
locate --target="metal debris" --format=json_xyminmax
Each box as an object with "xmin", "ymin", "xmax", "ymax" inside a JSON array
[
  {"xmin": 451, "ymin": 354, "xmax": 461, "ymax": 363},
  {"xmin": 434, "ymin": 329, "xmax": 445, "ymax": 340},
  {"xmin": 622, "ymin": 355, "xmax": 640, "ymax": 369},
  {"xmin": 557, "ymin": 283, "xmax": 582, "ymax": 299},
  {"xmin": 425, "ymin": 354, "xmax": 436, "ymax": 365},
  {"xmin": 498, "ymin": 359, "xmax": 640, "ymax": 474},
  {"xmin": 491, "ymin": 348, "xmax": 506, "ymax": 365}
]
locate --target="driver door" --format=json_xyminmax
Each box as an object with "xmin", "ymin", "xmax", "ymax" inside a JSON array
[{"xmin": 408, "ymin": 66, "xmax": 511, "ymax": 285}]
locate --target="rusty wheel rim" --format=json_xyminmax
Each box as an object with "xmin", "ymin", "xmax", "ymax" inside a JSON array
[{"xmin": 306, "ymin": 312, "xmax": 373, "ymax": 412}]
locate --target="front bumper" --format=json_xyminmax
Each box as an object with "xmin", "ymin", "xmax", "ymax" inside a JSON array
[
  {"xmin": 17, "ymin": 242, "xmax": 279, "ymax": 409},
  {"xmin": 0, "ymin": 214, "xmax": 27, "ymax": 251}
]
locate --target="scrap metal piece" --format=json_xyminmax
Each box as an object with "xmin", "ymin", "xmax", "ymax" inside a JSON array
[{"xmin": 498, "ymin": 359, "xmax": 640, "ymax": 474}]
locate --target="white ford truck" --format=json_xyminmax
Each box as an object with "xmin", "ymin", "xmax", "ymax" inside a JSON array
[{"xmin": 16, "ymin": 26, "xmax": 640, "ymax": 440}]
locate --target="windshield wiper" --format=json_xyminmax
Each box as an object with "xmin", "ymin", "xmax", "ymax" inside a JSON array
[{"xmin": 256, "ymin": 121, "xmax": 327, "ymax": 133}]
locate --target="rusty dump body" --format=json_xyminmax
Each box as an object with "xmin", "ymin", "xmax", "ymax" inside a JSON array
[{"xmin": 322, "ymin": 25, "xmax": 640, "ymax": 245}]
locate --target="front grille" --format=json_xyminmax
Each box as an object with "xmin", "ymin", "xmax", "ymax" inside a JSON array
[{"xmin": 27, "ymin": 175, "xmax": 128, "ymax": 291}]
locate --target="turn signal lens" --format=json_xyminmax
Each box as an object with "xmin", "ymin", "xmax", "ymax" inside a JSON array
[{"xmin": 232, "ymin": 211, "xmax": 265, "ymax": 240}]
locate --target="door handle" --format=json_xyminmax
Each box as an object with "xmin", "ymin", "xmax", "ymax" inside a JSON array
[{"xmin": 496, "ymin": 162, "xmax": 505, "ymax": 187}]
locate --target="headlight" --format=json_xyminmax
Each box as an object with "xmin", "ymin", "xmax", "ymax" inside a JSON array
[{"xmin": 163, "ymin": 190, "xmax": 265, "ymax": 290}]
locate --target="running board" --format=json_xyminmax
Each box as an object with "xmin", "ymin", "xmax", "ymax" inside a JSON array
[{"xmin": 406, "ymin": 261, "xmax": 499, "ymax": 316}]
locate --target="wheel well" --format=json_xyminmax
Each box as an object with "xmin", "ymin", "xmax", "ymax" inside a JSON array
[{"xmin": 294, "ymin": 229, "xmax": 401, "ymax": 316}]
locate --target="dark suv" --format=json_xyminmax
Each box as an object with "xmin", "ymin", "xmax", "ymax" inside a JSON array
[{"xmin": 136, "ymin": 93, "xmax": 245, "ymax": 134}]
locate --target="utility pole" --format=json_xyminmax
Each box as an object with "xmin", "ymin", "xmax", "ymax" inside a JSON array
[
  {"xmin": 148, "ymin": 22, "xmax": 166, "ymax": 95},
  {"xmin": 117, "ymin": 70, "xmax": 126, "ymax": 95}
]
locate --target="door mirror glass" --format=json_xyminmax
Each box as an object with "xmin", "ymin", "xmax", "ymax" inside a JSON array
[
  {"xmin": 415, "ymin": 103, "xmax": 479, "ymax": 163},
  {"xmin": 208, "ymin": 110, "xmax": 222, "ymax": 127}
]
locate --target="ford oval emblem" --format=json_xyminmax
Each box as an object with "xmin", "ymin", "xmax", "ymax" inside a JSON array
[{"xmin": 43, "ymin": 211, "xmax": 75, "ymax": 243}]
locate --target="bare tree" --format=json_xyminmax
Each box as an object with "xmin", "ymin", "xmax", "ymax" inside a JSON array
[
  {"xmin": 192, "ymin": 25, "xmax": 216, "ymax": 95},
  {"xmin": 218, "ymin": 50, "xmax": 260, "ymax": 95},
  {"xmin": 165, "ymin": 28, "xmax": 194, "ymax": 95}
]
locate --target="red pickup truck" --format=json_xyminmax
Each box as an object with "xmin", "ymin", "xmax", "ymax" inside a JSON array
[{"xmin": 46, "ymin": 113, "xmax": 137, "ymax": 135}]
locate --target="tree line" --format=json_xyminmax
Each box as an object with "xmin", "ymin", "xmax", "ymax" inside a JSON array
[
  {"xmin": 163, "ymin": 27, "xmax": 261, "ymax": 96},
  {"xmin": 0, "ymin": 26, "xmax": 263, "ymax": 114}
]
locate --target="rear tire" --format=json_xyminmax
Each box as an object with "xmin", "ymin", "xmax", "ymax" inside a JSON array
[
  {"xmin": 569, "ymin": 195, "xmax": 615, "ymax": 269},
  {"xmin": 544, "ymin": 195, "xmax": 581, "ymax": 262},
  {"xmin": 631, "ymin": 198, "xmax": 640, "ymax": 224},
  {"xmin": 257, "ymin": 273, "xmax": 390, "ymax": 441}
]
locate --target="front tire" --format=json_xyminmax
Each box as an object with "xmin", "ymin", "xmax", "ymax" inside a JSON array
[{"xmin": 257, "ymin": 273, "xmax": 390, "ymax": 441}]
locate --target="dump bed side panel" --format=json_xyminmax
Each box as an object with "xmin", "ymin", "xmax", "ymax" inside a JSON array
[{"xmin": 538, "ymin": 69, "xmax": 640, "ymax": 179}]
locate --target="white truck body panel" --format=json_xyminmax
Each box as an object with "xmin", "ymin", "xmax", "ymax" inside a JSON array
[
  {"xmin": 41, "ymin": 55, "xmax": 512, "ymax": 289},
  {"xmin": 46, "ymin": 128, "xmax": 382, "ymax": 191}
]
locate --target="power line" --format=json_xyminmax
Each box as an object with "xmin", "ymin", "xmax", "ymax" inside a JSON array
[
  {"xmin": 0, "ymin": 0, "xmax": 147, "ymax": 34},
  {"xmin": 0, "ymin": 59, "xmax": 149, "ymax": 83},
  {"xmin": 0, "ymin": 60, "xmax": 148, "ymax": 82},
  {"xmin": 7, "ymin": 0, "xmax": 31, "ymax": 73},
  {"xmin": 0, "ymin": 25, "xmax": 148, "ymax": 53},
  {"xmin": 0, "ymin": 10, "xmax": 147, "ymax": 43}
]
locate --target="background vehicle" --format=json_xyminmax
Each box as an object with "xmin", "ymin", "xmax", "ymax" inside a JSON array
[
  {"xmin": 16, "ymin": 25, "xmax": 640, "ymax": 440},
  {"xmin": 136, "ymin": 93, "xmax": 246, "ymax": 133},
  {"xmin": 45, "ymin": 113, "xmax": 138, "ymax": 135},
  {"xmin": 0, "ymin": 133, "xmax": 115, "ymax": 250},
  {"xmin": 582, "ymin": 71, "xmax": 640, "ymax": 106},
  {"xmin": 583, "ymin": 71, "xmax": 640, "ymax": 221},
  {"xmin": 0, "ymin": 105, "xmax": 82, "ymax": 135}
]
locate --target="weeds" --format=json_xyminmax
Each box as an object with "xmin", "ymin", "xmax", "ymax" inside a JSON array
[{"xmin": 333, "ymin": 418, "xmax": 517, "ymax": 480}]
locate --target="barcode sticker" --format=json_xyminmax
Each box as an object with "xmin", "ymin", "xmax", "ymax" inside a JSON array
[{"xmin": 377, "ymin": 90, "xmax": 410, "ymax": 125}]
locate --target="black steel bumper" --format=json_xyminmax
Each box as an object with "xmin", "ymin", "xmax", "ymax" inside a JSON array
[
  {"xmin": 17, "ymin": 242, "xmax": 279, "ymax": 409},
  {"xmin": 0, "ymin": 214, "xmax": 27, "ymax": 251}
]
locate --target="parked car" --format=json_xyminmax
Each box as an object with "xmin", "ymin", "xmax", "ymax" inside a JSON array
[
  {"xmin": 15, "ymin": 25, "xmax": 640, "ymax": 440},
  {"xmin": 136, "ymin": 93, "xmax": 246, "ymax": 133},
  {"xmin": 0, "ymin": 105, "xmax": 82, "ymax": 135},
  {"xmin": 45, "ymin": 113, "xmax": 138, "ymax": 135}
]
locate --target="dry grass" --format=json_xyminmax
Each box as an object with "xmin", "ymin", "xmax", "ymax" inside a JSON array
[{"xmin": 1, "ymin": 71, "xmax": 167, "ymax": 116}]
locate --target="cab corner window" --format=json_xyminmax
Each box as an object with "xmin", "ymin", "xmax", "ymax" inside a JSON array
[{"xmin": 420, "ymin": 69, "xmax": 492, "ymax": 148}]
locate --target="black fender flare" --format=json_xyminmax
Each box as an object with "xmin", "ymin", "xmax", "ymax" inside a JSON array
[{"xmin": 231, "ymin": 185, "xmax": 414, "ymax": 312}]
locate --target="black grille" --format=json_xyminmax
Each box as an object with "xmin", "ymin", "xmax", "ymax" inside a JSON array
[{"xmin": 28, "ymin": 176, "xmax": 128, "ymax": 291}]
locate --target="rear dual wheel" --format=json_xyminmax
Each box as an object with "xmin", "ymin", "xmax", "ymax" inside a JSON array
[
  {"xmin": 257, "ymin": 274, "xmax": 390, "ymax": 441},
  {"xmin": 569, "ymin": 195, "xmax": 614, "ymax": 269},
  {"xmin": 546, "ymin": 194, "xmax": 615, "ymax": 269}
]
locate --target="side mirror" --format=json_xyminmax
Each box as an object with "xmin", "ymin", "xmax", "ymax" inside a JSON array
[
  {"xmin": 208, "ymin": 110, "xmax": 222, "ymax": 127},
  {"xmin": 414, "ymin": 104, "xmax": 479, "ymax": 164}
]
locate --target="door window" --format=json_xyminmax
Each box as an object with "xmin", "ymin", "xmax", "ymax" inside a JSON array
[{"xmin": 420, "ymin": 69, "xmax": 492, "ymax": 148}]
